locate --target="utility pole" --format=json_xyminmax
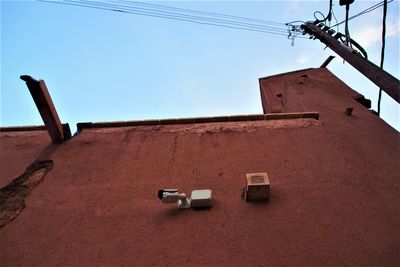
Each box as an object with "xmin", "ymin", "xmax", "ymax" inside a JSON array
[{"xmin": 302, "ymin": 22, "xmax": 400, "ymax": 104}]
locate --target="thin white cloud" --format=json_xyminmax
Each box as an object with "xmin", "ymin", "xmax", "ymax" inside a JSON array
[
  {"xmin": 297, "ymin": 53, "xmax": 311, "ymax": 64},
  {"xmin": 353, "ymin": 19, "xmax": 399, "ymax": 48},
  {"xmin": 284, "ymin": 1, "xmax": 301, "ymax": 14}
]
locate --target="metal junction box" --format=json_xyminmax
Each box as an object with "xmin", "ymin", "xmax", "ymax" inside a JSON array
[
  {"xmin": 191, "ymin": 189, "xmax": 212, "ymax": 208},
  {"xmin": 245, "ymin": 173, "xmax": 270, "ymax": 201}
]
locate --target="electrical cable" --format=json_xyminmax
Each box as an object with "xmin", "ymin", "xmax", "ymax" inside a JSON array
[
  {"xmin": 327, "ymin": 0, "xmax": 333, "ymax": 22},
  {"xmin": 285, "ymin": 20, "xmax": 306, "ymax": 25},
  {"xmin": 334, "ymin": 32, "xmax": 368, "ymax": 59},
  {"xmin": 331, "ymin": 0, "xmax": 393, "ymax": 28},
  {"xmin": 377, "ymin": 0, "xmax": 388, "ymax": 116},
  {"xmin": 310, "ymin": 0, "xmax": 333, "ymax": 24},
  {"xmin": 76, "ymin": 0, "xmax": 288, "ymax": 32},
  {"xmin": 286, "ymin": 0, "xmax": 333, "ymax": 34},
  {"xmin": 331, "ymin": 9, "xmax": 340, "ymax": 33},
  {"xmin": 63, "ymin": 0, "xmax": 287, "ymax": 34},
  {"xmin": 114, "ymin": 0, "xmax": 284, "ymax": 26},
  {"xmin": 344, "ymin": 4, "xmax": 352, "ymax": 48},
  {"xmin": 314, "ymin": 11, "xmax": 326, "ymax": 22},
  {"xmin": 38, "ymin": 0, "xmax": 306, "ymax": 38}
]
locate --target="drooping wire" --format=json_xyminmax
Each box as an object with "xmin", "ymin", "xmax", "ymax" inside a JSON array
[
  {"xmin": 285, "ymin": 20, "xmax": 306, "ymax": 25},
  {"xmin": 334, "ymin": 32, "xmax": 368, "ymax": 59},
  {"xmin": 331, "ymin": 8, "xmax": 340, "ymax": 33},
  {"xmin": 286, "ymin": 0, "xmax": 333, "ymax": 42},
  {"xmin": 326, "ymin": 0, "xmax": 333, "ymax": 22},
  {"xmin": 331, "ymin": 0, "xmax": 393, "ymax": 28},
  {"xmin": 377, "ymin": 0, "xmax": 388, "ymax": 116},
  {"xmin": 311, "ymin": 0, "xmax": 333, "ymax": 24},
  {"xmin": 379, "ymin": 1, "xmax": 388, "ymax": 71},
  {"xmin": 288, "ymin": 1, "xmax": 371, "ymax": 60},
  {"xmin": 344, "ymin": 4, "xmax": 352, "ymax": 48},
  {"xmin": 313, "ymin": 11, "xmax": 326, "ymax": 22}
]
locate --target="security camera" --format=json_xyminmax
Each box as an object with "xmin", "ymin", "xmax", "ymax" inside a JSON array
[{"xmin": 157, "ymin": 189, "xmax": 191, "ymax": 209}]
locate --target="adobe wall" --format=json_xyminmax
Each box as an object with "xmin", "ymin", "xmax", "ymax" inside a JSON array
[
  {"xmin": 0, "ymin": 130, "xmax": 50, "ymax": 188},
  {"xmin": 1, "ymin": 68, "xmax": 399, "ymax": 266}
]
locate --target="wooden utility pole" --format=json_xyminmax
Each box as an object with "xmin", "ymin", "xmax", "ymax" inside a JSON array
[{"xmin": 303, "ymin": 22, "xmax": 400, "ymax": 104}]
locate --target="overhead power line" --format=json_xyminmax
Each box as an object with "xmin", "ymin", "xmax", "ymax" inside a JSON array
[
  {"xmin": 38, "ymin": 0, "xmax": 307, "ymax": 39},
  {"xmin": 113, "ymin": 0, "xmax": 283, "ymax": 26},
  {"xmin": 331, "ymin": 0, "xmax": 394, "ymax": 28},
  {"xmin": 80, "ymin": 0, "xmax": 287, "ymax": 32}
]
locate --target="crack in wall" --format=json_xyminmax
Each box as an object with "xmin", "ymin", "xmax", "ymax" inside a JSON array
[{"xmin": 0, "ymin": 160, "xmax": 53, "ymax": 228}]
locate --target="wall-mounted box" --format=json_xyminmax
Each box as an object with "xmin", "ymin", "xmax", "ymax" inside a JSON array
[
  {"xmin": 191, "ymin": 189, "xmax": 212, "ymax": 208},
  {"xmin": 244, "ymin": 173, "xmax": 270, "ymax": 201}
]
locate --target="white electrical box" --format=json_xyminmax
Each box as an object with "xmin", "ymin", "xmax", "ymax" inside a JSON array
[{"xmin": 191, "ymin": 189, "xmax": 212, "ymax": 208}]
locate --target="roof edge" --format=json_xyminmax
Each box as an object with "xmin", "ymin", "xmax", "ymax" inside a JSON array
[
  {"xmin": 0, "ymin": 125, "xmax": 47, "ymax": 132},
  {"xmin": 258, "ymin": 68, "xmax": 317, "ymax": 81},
  {"xmin": 0, "ymin": 124, "xmax": 71, "ymax": 139},
  {"xmin": 77, "ymin": 112, "xmax": 319, "ymax": 131}
]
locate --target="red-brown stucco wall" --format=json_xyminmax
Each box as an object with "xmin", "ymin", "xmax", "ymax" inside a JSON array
[
  {"xmin": 0, "ymin": 130, "xmax": 50, "ymax": 188},
  {"xmin": 1, "ymin": 68, "xmax": 399, "ymax": 266}
]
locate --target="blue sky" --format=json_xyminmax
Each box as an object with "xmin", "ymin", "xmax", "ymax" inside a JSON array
[{"xmin": 1, "ymin": 0, "xmax": 399, "ymax": 133}]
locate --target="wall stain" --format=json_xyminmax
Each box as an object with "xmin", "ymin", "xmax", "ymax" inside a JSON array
[
  {"xmin": 171, "ymin": 135, "xmax": 178, "ymax": 163},
  {"xmin": 0, "ymin": 160, "xmax": 53, "ymax": 228}
]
